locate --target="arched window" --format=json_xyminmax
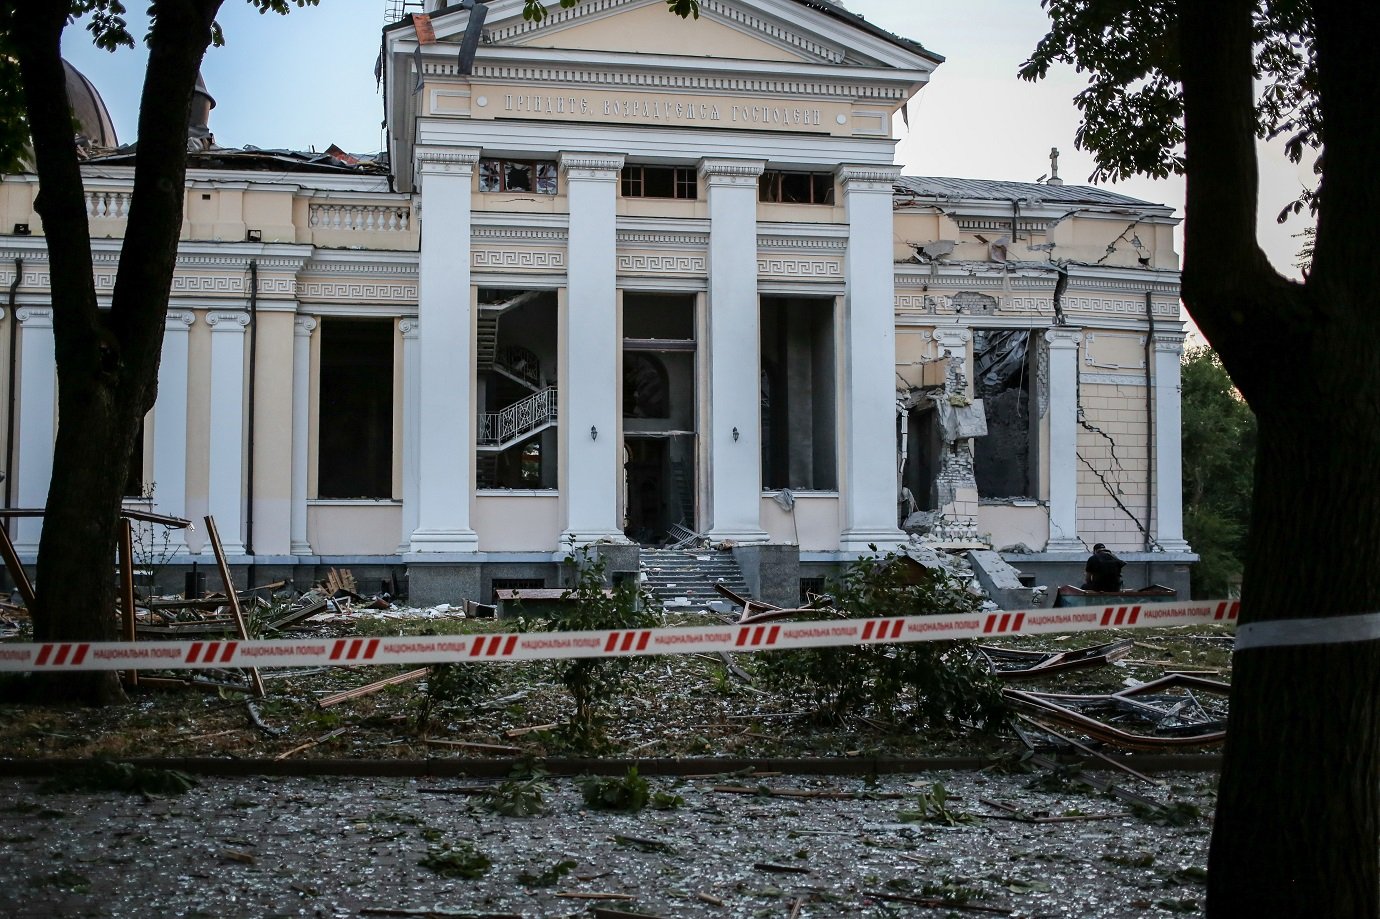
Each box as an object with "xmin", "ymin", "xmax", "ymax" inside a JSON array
[{"xmin": 623, "ymin": 353, "xmax": 670, "ymax": 418}]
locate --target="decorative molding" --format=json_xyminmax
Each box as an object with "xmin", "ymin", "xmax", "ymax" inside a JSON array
[
  {"xmin": 700, "ymin": 158, "xmax": 766, "ymax": 182},
  {"xmin": 1081, "ymin": 372, "xmax": 1148, "ymax": 387},
  {"xmin": 164, "ymin": 310, "xmax": 196, "ymax": 329},
  {"xmin": 451, "ymin": 63, "xmax": 909, "ymax": 102},
  {"xmin": 15, "ymin": 307, "xmax": 52, "ymax": 326},
  {"xmin": 1065, "ymin": 295, "xmax": 1177, "ymax": 318},
  {"xmin": 399, "ymin": 318, "xmax": 420, "ymax": 337},
  {"xmin": 933, "ymin": 327, "xmax": 970, "ymax": 354},
  {"xmin": 838, "ymin": 164, "xmax": 903, "ymax": 191},
  {"xmin": 207, "ymin": 311, "xmax": 250, "ymax": 330},
  {"xmin": 473, "ymin": 249, "xmax": 566, "ymax": 270},
  {"xmin": 1152, "ymin": 331, "xmax": 1186, "ymax": 354},
  {"xmin": 1043, "ymin": 327, "xmax": 1083, "ymax": 348},
  {"xmin": 617, "ymin": 229, "xmax": 707, "ymax": 248},
  {"xmin": 416, "ymin": 149, "xmax": 480, "ymax": 173},
  {"xmin": 302, "ymin": 258, "xmax": 419, "ymax": 277},
  {"xmin": 295, "ymin": 281, "xmax": 418, "ymax": 302},
  {"xmin": 474, "ymin": 226, "xmax": 568, "ymax": 243},
  {"xmin": 1083, "ymin": 332, "xmax": 1146, "ymax": 370},
  {"xmin": 294, "ymin": 316, "xmax": 318, "ymax": 336},
  {"xmin": 757, "ymin": 257, "xmax": 842, "ymax": 278},
  {"xmin": 758, "ymin": 234, "xmax": 846, "ymax": 252},
  {"xmin": 559, "ymin": 152, "xmax": 625, "ymax": 179},
  {"xmin": 618, "ymin": 254, "xmax": 706, "ymax": 273}
]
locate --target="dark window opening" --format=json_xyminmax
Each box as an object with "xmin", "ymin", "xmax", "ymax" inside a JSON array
[
  {"xmin": 973, "ymin": 329, "xmax": 1036, "ymax": 498},
  {"xmin": 759, "ymin": 171, "xmax": 834, "ymax": 205},
  {"xmin": 760, "ymin": 297, "xmax": 837, "ymax": 490},
  {"xmin": 799, "ymin": 577, "xmax": 826, "ymax": 604},
  {"xmin": 479, "ymin": 159, "xmax": 558, "ymax": 195},
  {"xmin": 318, "ymin": 318, "xmax": 394, "ymax": 499},
  {"xmin": 621, "ymin": 165, "xmax": 697, "ymax": 199},
  {"xmin": 623, "ymin": 353, "xmax": 670, "ymax": 419}
]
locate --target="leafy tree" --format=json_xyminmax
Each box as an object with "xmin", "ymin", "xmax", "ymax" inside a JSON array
[
  {"xmin": 1179, "ymin": 347, "xmax": 1254, "ymax": 598},
  {"xmin": 1025, "ymin": 2, "xmax": 1380, "ymax": 916}
]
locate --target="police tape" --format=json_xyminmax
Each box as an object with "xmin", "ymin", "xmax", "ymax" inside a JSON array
[{"xmin": 0, "ymin": 599, "xmax": 1239, "ymax": 673}]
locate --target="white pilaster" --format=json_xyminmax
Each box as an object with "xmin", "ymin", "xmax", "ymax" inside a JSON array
[
  {"xmin": 207, "ymin": 311, "xmax": 249, "ymax": 556},
  {"xmin": 152, "ymin": 310, "xmax": 194, "ymax": 554},
  {"xmin": 14, "ymin": 308, "xmax": 54, "ymax": 552},
  {"xmin": 560, "ymin": 152, "xmax": 627, "ymax": 547},
  {"xmin": 290, "ymin": 316, "xmax": 316, "ymax": 556},
  {"xmin": 701, "ymin": 158, "xmax": 769, "ymax": 544},
  {"xmin": 399, "ymin": 318, "xmax": 421, "ymax": 554},
  {"xmin": 838, "ymin": 165, "xmax": 906, "ymax": 554},
  {"xmin": 1044, "ymin": 327, "xmax": 1084, "ymax": 550},
  {"xmin": 410, "ymin": 149, "xmax": 480, "ymax": 553},
  {"xmin": 1152, "ymin": 332, "xmax": 1191, "ymax": 552}
]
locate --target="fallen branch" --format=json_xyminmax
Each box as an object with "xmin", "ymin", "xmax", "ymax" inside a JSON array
[
  {"xmin": 275, "ymin": 727, "xmax": 348, "ymax": 761},
  {"xmin": 711, "ymin": 785, "xmax": 905, "ymax": 800}
]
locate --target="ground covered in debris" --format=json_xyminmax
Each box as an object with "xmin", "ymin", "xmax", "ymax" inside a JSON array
[
  {"xmin": 0, "ymin": 768, "xmax": 1215, "ymax": 918},
  {"xmin": 0, "ymin": 608, "xmax": 1233, "ymax": 764}
]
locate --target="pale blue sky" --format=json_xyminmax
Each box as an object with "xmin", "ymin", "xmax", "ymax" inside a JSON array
[{"xmin": 61, "ymin": 0, "xmax": 1312, "ymax": 280}]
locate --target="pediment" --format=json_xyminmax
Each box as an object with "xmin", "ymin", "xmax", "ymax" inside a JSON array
[{"xmin": 422, "ymin": 0, "xmax": 937, "ymax": 71}]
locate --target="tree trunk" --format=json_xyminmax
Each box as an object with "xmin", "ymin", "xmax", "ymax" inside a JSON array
[
  {"xmin": 13, "ymin": 0, "xmax": 223, "ymax": 705},
  {"xmin": 1181, "ymin": 1, "xmax": 1380, "ymax": 915}
]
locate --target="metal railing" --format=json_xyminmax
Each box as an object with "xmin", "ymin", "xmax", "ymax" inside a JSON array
[{"xmin": 477, "ymin": 387, "xmax": 557, "ymax": 449}]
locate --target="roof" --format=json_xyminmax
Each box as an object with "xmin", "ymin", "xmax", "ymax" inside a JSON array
[
  {"xmin": 82, "ymin": 146, "xmax": 389, "ymax": 175},
  {"xmin": 894, "ymin": 176, "xmax": 1160, "ymax": 209}
]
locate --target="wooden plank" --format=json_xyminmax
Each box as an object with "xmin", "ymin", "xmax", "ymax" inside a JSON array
[
  {"xmin": 204, "ymin": 515, "xmax": 265, "ymax": 698},
  {"xmin": 118, "ymin": 518, "xmax": 138, "ymax": 690},
  {"xmin": 317, "ymin": 667, "xmax": 429, "ymax": 708},
  {"xmin": 0, "ymin": 507, "xmax": 191, "ymax": 527}
]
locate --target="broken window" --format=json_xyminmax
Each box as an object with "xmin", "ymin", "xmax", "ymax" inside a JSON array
[
  {"xmin": 973, "ymin": 329, "xmax": 1036, "ymax": 499},
  {"xmin": 621, "ymin": 165, "xmax": 697, "ymax": 200},
  {"xmin": 760, "ymin": 297, "xmax": 837, "ymax": 490},
  {"xmin": 478, "ymin": 159, "xmax": 558, "ymax": 195},
  {"xmin": 759, "ymin": 171, "xmax": 834, "ymax": 205},
  {"xmin": 318, "ymin": 318, "xmax": 394, "ymax": 499},
  {"xmin": 623, "ymin": 353, "xmax": 670, "ymax": 419}
]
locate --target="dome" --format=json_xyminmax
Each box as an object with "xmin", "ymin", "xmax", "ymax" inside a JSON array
[{"xmin": 62, "ymin": 60, "xmax": 118, "ymax": 148}]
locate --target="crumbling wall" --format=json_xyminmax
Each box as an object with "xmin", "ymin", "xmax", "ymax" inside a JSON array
[
  {"xmin": 973, "ymin": 329, "xmax": 1033, "ymax": 498},
  {"xmin": 1076, "ymin": 381, "xmax": 1150, "ymax": 552}
]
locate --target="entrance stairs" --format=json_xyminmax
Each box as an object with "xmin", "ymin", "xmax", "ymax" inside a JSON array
[{"xmin": 641, "ymin": 548, "xmax": 751, "ymax": 610}]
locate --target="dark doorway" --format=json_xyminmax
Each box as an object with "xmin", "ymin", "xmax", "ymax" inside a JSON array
[{"xmin": 624, "ymin": 439, "xmax": 668, "ymax": 545}]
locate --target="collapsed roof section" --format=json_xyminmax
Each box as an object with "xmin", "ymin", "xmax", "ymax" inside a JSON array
[{"xmin": 80, "ymin": 144, "xmax": 390, "ymax": 176}]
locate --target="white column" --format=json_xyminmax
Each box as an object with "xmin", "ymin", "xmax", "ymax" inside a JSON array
[
  {"xmin": 14, "ymin": 307, "xmax": 54, "ymax": 552},
  {"xmin": 152, "ymin": 310, "xmax": 194, "ymax": 554},
  {"xmin": 410, "ymin": 150, "xmax": 480, "ymax": 553},
  {"xmin": 838, "ymin": 165, "xmax": 906, "ymax": 554},
  {"xmin": 560, "ymin": 152, "xmax": 627, "ymax": 546},
  {"xmin": 399, "ymin": 317, "xmax": 421, "ymax": 553},
  {"xmin": 1152, "ymin": 331, "xmax": 1191, "ymax": 552},
  {"xmin": 1044, "ymin": 327, "xmax": 1084, "ymax": 550},
  {"xmin": 290, "ymin": 315, "xmax": 316, "ymax": 556},
  {"xmin": 207, "ymin": 311, "xmax": 249, "ymax": 556},
  {"xmin": 701, "ymin": 158, "xmax": 769, "ymax": 544}
]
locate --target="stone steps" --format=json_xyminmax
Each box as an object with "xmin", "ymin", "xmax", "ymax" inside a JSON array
[{"xmin": 641, "ymin": 548, "xmax": 750, "ymax": 609}]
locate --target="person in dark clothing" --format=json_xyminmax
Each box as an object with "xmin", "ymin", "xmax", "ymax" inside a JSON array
[{"xmin": 1083, "ymin": 543, "xmax": 1125, "ymax": 591}]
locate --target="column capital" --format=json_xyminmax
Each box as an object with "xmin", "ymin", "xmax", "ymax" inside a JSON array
[
  {"xmin": 837, "ymin": 163, "xmax": 902, "ymax": 192},
  {"xmin": 1044, "ymin": 326, "xmax": 1083, "ymax": 349},
  {"xmin": 699, "ymin": 157, "xmax": 766, "ymax": 186},
  {"xmin": 559, "ymin": 152, "xmax": 624, "ymax": 180},
  {"xmin": 15, "ymin": 306, "xmax": 52, "ymax": 327},
  {"xmin": 1152, "ymin": 331, "xmax": 1186, "ymax": 354},
  {"xmin": 165, "ymin": 310, "xmax": 195, "ymax": 330},
  {"xmin": 294, "ymin": 315, "xmax": 317, "ymax": 336},
  {"xmin": 415, "ymin": 148, "xmax": 480, "ymax": 176},
  {"xmin": 207, "ymin": 311, "xmax": 250, "ymax": 331},
  {"xmin": 933, "ymin": 326, "xmax": 970, "ymax": 356},
  {"xmin": 399, "ymin": 317, "xmax": 420, "ymax": 338}
]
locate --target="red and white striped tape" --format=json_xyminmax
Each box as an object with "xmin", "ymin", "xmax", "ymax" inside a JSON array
[{"xmin": 0, "ymin": 599, "xmax": 1239, "ymax": 673}]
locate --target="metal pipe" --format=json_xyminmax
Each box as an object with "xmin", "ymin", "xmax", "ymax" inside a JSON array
[
  {"xmin": 4, "ymin": 257, "xmax": 19, "ymax": 537},
  {"xmin": 1144, "ymin": 290, "xmax": 1155, "ymax": 572},
  {"xmin": 246, "ymin": 260, "xmax": 258, "ymax": 559}
]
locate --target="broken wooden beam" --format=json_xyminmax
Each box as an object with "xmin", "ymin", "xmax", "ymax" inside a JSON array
[{"xmin": 317, "ymin": 667, "xmax": 429, "ymax": 709}]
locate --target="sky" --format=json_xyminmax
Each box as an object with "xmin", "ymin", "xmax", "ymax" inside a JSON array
[{"xmin": 60, "ymin": 0, "xmax": 1315, "ymax": 280}]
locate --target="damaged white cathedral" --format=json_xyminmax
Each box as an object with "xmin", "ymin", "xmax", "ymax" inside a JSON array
[{"xmin": 0, "ymin": 0, "xmax": 1193, "ymax": 606}]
